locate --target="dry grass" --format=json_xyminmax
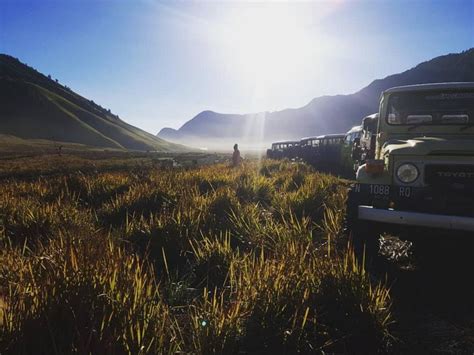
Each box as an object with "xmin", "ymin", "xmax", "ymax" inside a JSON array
[{"xmin": 0, "ymin": 159, "xmax": 392, "ymax": 354}]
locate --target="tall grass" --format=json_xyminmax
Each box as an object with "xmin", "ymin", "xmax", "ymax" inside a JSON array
[
  {"xmin": 0, "ymin": 233, "xmax": 177, "ymax": 354},
  {"xmin": 0, "ymin": 159, "xmax": 392, "ymax": 354}
]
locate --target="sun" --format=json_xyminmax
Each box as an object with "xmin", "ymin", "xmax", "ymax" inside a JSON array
[{"xmin": 219, "ymin": 5, "xmax": 314, "ymax": 103}]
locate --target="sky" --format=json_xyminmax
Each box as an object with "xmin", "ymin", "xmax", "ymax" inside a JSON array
[{"xmin": 1, "ymin": 0, "xmax": 473, "ymax": 134}]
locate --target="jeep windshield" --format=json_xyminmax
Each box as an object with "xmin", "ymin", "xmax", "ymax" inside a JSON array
[{"xmin": 386, "ymin": 90, "xmax": 474, "ymax": 127}]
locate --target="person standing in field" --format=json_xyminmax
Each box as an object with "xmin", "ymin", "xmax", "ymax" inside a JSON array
[{"xmin": 232, "ymin": 143, "xmax": 242, "ymax": 167}]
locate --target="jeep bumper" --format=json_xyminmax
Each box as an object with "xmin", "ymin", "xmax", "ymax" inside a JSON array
[{"xmin": 358, "ymin": 206, "xmax": 474, "ymax": 232}]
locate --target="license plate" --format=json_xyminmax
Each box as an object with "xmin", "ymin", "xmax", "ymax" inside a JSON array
[
  {"xmin": 354, "ymin": 184, "xmax": 413, "ymax": 198},
  {"xmin": 369, "ymin": 184, "xmax": 390, "ymax": 196},
  {"xmin": 397, "ymin": 186, "xmax": 412, "ymax": 198}
]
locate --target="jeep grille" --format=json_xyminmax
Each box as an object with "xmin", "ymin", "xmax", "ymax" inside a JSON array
[{"xmin": 425, "ymin": 164, "xmax": 474, "ymax": 185}]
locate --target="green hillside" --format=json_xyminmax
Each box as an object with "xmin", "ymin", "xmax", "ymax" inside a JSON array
[{"xmin": 0, "ymin": 54, "xmax": 187, "ymax": 152}]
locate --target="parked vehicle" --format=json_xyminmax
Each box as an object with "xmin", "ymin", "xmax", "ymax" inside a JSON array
[
  {"xmin": 268, "ymin": 134, "xmax": 348, "ymax": 175},
  {"xmin": 358, "ymin": 113, "xmax": 378, "ymax": 163},
  {"xmin": 298, "ymin": 136, "xmax": 320, "ymax": 165},
  {"xmin": 340, "ymin": 114, "xmax": 379, "ymax": 176},
  {"xmin": 346, "ymin": 82, "xmax": 474, "ymax": 257},
  {"xmin": 315, "ymin": 134, "xmax": 345, "ymax": 173},
  {"xmin": 341, "ymin": 125, "xmax": 363, "ymax": 177},
  {"xmin": 266, "ymin": 140, "xmax": 300, "ymax": 160}
]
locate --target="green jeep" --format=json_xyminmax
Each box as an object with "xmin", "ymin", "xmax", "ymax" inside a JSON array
[
  {"xmin": 266, "ymin": 141, "xmax": 300, "ymax": 160},
  {"xmin": 346, "ymin": 82, "xmax": 474, "ymax": 256}
]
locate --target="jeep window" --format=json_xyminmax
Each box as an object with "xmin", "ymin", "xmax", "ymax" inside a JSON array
[
  {"xmin": 363, "ymin": 130, "xmax": 371, "ymax": 140},
  {"xmin": 387, "ymin": 90, "xmax": 474, "ymax": 125}
]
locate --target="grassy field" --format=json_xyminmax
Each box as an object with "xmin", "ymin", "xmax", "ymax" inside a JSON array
[
  {"xmin": 0, "ymin": 149, "xmax": 231, "ymax": 179},
  {"xmin": 0, "ymin": 158, "xmax": 393, "ymax": 354}
]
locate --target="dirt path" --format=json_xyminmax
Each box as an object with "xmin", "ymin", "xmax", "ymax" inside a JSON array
[{"xmin": 378, "ymin": 235, "xmax": 474, "ymax": 353}]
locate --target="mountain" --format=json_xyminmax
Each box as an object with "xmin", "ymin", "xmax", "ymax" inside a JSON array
[
  {"xmin": 0, "ymin": 54, "xmax": 187, "ymax": 152},
  {"xmin": 158, "ymin": 48, "xmax": 474, "ymax": 148}
]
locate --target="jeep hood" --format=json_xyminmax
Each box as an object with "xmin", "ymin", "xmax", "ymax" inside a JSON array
[{"xmin": 382, "ymin": 137, "xmax": 474, "ymax": 156}]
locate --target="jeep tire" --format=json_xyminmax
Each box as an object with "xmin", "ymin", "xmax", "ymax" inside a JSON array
[{"xmin": 345, "ymin": 187, "xmax": 381, "ymax": 266}]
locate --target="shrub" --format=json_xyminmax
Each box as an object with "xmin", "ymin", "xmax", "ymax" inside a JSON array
[
  {"xmin": 0, "ymin": 159, "xmax": 393, "ymax": 354},
  {"xmin": 183, "ymin": 288, "xmax": 245, "ymax": 354},
  {"xmin": 190, "ymin": 234, "xmax": 237, "ymax": 289},
  {"xmin": 236, "ymin": 174, "xmax": 274, "ymax": 206},
  {"xmin": 0, "ymin": 197, "xmax": 91, "ymax": 247},
  {"xmin": 121, "ymin": 213, "xmax": 191, "ymax": 277},
  {"xmin": 206, "ymin": 188, "xmax": 240, "ymax": 232},
  {"xmin": 231, "ymin": 242, "xmax": 392, "ymax": 353},
  {"xmin": 284, "ymin": 169, "xmax": 306, "ymax": 191},
  {"xmin": 276, "ymin": 173, "xmax": 344, "ymax": 223},
  {"xmin": 64, "ymin": 172, "xmax": 131, "ymax": 207},
  {"xmin": 99, "ymin": 184, "xmax": 175, "ymax": 226},
  {"xmin": 0, "ymin": 234, "xmax": 178, "ymax": 354}
]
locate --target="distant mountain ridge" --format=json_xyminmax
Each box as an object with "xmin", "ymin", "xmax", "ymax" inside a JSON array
[
  {"xmin": 0, "ymin": 54, "xmax": 187, "ymax": 151},
  {"xmin": 158, "ymin": 48, "xmax": 474, "ymax": 147}
]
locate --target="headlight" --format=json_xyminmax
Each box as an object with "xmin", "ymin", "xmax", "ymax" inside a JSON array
[{"xmin": 396, "ymin": 163, "xmax": 419, "ymax": 184}]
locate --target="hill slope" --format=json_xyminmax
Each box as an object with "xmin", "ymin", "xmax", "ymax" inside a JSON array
[
  {"xmin": 158, "ymin": 48, "xmax": 474, "ymax": 147},
  {"xmin": 0, "ymin": 54, "xmax": 187, "ymax": 151}
]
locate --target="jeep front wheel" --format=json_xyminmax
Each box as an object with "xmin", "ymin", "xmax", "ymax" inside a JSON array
[{"xmin": 345, "ymin": 187, "xmax": 381, "ymax": 266}]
